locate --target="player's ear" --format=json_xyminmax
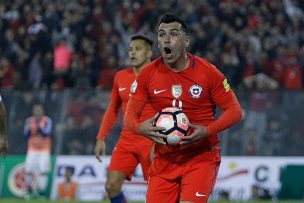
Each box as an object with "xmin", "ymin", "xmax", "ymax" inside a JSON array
[
  {"xmin": 185, "ymin": 36, "xmax": 190, "ymax": 48},
  {"xmin": 147, "ymin": 50, "xmax": 153, "ymax": 58}
]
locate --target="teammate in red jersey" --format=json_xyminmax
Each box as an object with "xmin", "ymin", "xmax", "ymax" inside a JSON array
[
  {"xmin": 0, "ymin": 94, "xmax": 8, "ymax": 156},
  {"xmin": 124, "ymin": 14, "xmax": 243, "ymax": 203},
  {"xmin": 94, "ymin": 35, "xmax": 155, "ymax": 203}
]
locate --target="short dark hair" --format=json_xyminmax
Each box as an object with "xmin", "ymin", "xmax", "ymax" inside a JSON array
[
  {"xmin": 65, "ymin": 167, "xmax": 74, "ymax": 174},
  {"xmin": 158, "ymin": 13, "xmax": 189, "ymax": 35},
  {"xmin": 131, "ymin": 34, "xmax": 153, "ymax": 47}
]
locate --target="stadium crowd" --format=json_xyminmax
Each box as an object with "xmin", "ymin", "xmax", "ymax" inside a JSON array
[
  {"xmin": 1, "ymin": 0, "xmax": 304, "ymax": 157},
  {"xmin": 0, "ymin": 0, "xmax": 303, "ymax": 90}
]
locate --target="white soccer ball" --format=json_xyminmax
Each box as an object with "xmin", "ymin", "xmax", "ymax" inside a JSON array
[{"xmin": 154, "ymin": 107, "xmax": 189, "ymax": 145}]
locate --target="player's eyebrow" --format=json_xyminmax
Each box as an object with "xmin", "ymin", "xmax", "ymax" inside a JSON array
[{"xmin": 158, "ymin": 28, "xmax": 181, "ymax": 33}]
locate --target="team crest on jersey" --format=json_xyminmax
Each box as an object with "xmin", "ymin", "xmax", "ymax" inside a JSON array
[
  {"xmin": 189, "ymin": 84, "xmax": 203, "ymax": 98},
  {"xmin": 130, "ymin": 80, "xmax": 138, "ymax": 93},
  {"xmin": 171, "ymin": 85, "xmax": 182, "ymax": 99}
]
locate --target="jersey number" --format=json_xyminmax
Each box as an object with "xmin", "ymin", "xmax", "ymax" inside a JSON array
[{"xmin": 172, "ymin": 99, "xmax": 182, "ymax": 108}]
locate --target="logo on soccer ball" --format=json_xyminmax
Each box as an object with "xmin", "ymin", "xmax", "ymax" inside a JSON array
[
  {"xmin": 189, "ymin": 85, "xmax": 203, "ymax": 98},
  {"xmin": 153, "ymin": 107, "xmax": 189, "ymax": 145}
]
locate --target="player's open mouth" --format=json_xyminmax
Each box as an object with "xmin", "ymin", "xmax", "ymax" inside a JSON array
[
  {"xmin": 164, "ymin": 47, "xmax": 172, "ymax": 57},
  {"xmin": 164, "ymin": 47, "xmax": 172, "ymax": 54}
]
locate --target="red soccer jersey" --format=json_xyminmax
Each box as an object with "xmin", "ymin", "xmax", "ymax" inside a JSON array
[
  {"xmin": 126, "ymin": 54, "xmax": 242, "ymax": 162},
  {"xmin": 97, "ymin": 67, "xmax": 156, "ymax": 142}
]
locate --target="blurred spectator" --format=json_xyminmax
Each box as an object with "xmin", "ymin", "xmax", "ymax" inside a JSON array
[
  {"xmin": 0, "ymin": 57, "xmax": 14, "ymax": 90},
  {"xmin": 243, "ymin": 73, "xmax": 279, "ymax": 154},
  {"xmin": 53, "ymin": 37, "xmax": 74, "ymax": 89},
  {"xmin": 28, "ymin": 53, "xmax": 43, "ymax": 89},
  {"xmin": 57, "ymin": 167, "xmax": 78, "ymax": 200},
  {"xmin": 264, "ymin": 117, "xmax": 287, "ymax": 155},
  {"xmin": 97, "ymin": 56, "xmax": 117, "ymax": 89},
  {"xmin": 283, "ymin": 56, "xmax": 303, "ymax": 89},
  {"xmin": 23, "ymin": 103, "xmax": 52, "ymax": 198},
  {"xmin": 251, "ymin": 184, "xmax": 272, "ymax": 200},
  {"xmin": 0, "ymin": 0, "xmax": 303, "ymax": 90}
]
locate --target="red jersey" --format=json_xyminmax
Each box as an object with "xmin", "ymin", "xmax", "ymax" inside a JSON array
[
  {"xmin": 125, "ymin": 54, "xmax": 242, "ymax": 162},
  {"xmin": 97, "ymin": 67, "xmax": 156, "ymax": 143}
]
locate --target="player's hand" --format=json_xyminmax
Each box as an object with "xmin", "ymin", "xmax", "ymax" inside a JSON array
[
  {"xmin": 139, "ymin": 117, "xmax": 167, "ymax": 145},
  {"xmin": 0, "ymin": 135, "xmax": 8, "ymax": 156},
  {"xmin": 95, "ymin": 139, "xmax": 106, "ymax": 162},
  {"xmin": 180, "ymin": 123, "xmax": 208, "ymax": 145}
]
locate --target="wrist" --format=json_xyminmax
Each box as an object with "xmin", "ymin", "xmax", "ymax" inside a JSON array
[
  {"xmin": 207, "ymin": 123, "xmax": 217, "ymax": 136},
  {"xmin": 96, "ymin": 136, "xmax": 106, "ymax": 141}
]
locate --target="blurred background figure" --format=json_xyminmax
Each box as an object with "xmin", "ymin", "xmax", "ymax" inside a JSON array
[
  {"xmin": 0, "ymin": 94, "xmax": 8, "ymax": 156},
  {"xmin": 23, "ymin": 103, "xmax": 52, "ymax": 198},
  {"xmin": 57, "ymin": 167, "xmax": 78, "ymax": 201}
]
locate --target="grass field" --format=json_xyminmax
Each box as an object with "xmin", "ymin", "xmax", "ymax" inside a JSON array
[{"xmin": 1, "ymin": 199, "xmax": 303, "ymax": 203}]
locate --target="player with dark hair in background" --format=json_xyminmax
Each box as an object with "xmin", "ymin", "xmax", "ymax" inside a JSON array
[
  {"xmin": 94, "ymin": 35, "xmax": 156, "ymax": 203},
  {"xmin": 124, "ymin": 13, "xmax": 243, "ymax": 203}
]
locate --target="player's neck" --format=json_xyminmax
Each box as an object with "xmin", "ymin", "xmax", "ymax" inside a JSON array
[
  {"xmin": 167, "ymin": 53, "xmax": 189, "ymax": 72},
  {"xmin": 35, "ymin": 115, "xmax": 43, "ymax": 120},
  {"xmin": 133, "ymin": 62, "xmax": 150, "ymax": 76}
]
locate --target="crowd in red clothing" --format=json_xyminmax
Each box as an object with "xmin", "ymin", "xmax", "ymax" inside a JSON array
[{"xmin": 0, "ymin": 0, "xmax": 303, "ymax": 90}]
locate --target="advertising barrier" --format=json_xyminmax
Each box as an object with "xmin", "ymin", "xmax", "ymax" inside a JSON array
[
  {"xmin": 50, "ymin": 156, "xmax": 146, "ymax": 201},
  {"xmin": 50, "ymin": 156, "xmax": 304, "ymax": 201},
  {"xmin": 0, "ymin": 155, "xmax": 56, "ymax": 198},
  {"xmin": 213, "ymin": 157, "xmax": 304, "ymax": 200}
]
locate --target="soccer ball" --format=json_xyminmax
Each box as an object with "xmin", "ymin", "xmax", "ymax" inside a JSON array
[{"xmin": 153, "ymin": 107, "xmax": 190, "ymax": 145}]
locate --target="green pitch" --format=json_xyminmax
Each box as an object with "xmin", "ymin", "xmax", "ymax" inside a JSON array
[{"xmin": 0, "ymin": 199, "xmax": 302, "ymax": 203}]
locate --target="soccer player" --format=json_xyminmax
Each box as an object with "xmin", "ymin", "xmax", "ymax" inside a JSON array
[
  {"xmin": 124, "ymin": 14, "xmax": 243, "ymax": 203},
  {"xmin": 94, "ymin": 35, "xmax": 155, "ymax": 203},
  {"xmin": 0, "ymin": 94, "xmax": 8, "ymax": 156},
  {"xmin": 23, "ymin": 103, "xmax": 52, "ymax": 198}
]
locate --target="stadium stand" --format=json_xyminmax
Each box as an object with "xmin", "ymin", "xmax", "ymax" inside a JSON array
[{"xmin": 0, "ymin": 0, "xmax": 304, "ymax": 155}]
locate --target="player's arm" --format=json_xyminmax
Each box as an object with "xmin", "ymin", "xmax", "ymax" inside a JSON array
[
  {"xmin": 96, "ymin": 99, "xmax": 121, "ymax": 140},
  {"xmin": 124, "ymin": 97, "xmax": 166, "ymax": 145},
  {"xmin": 124, "ymin": 67, "xmax": 166, "ymax": 144},
  {"xmin": 95, "ymin": 98, "xmax": 121, "ymax": 162},
  {"xmin": 182, "ymin": 68, "xmax": 242, "ymax": 144},
  {"xmin": 123, "ymin": 97, "xmax": 145, "ymax": 134},
  {"xmin": 23, "ymin": 118, "xmax": 31, "ymax": 138},
  {"xmin": 0, "ymin": 96, "xmax": 8, "ymax": 156},
  {"xmin": 38, "ymin": 117, "xmax": 53, "ymax": 136},
  {"xmin": 205, "ymin": 66, "xmax": 243, "ymax": 135},
  {"xmin": 206, "ymin": 84, "xmax": 243, "ymax": 136},
  {"xmin": 95, "ymin": 75, "xmax": 122, "ymax": 162}
]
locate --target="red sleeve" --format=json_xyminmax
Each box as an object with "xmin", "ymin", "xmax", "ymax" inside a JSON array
[
  {"xmin": 207, "ymin": 66, "xmax": 243, "ymax": 135},
  {"xmin": 96, "ymin": 74, "xmax": 122, "ymax": 140},
  {"xmin": 124, "ymin": 98, "xmax": 146, "ymax": 134},
  {"xmin": 123, "ymin": 69, "xmax": 149, "ymax": 133}
]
